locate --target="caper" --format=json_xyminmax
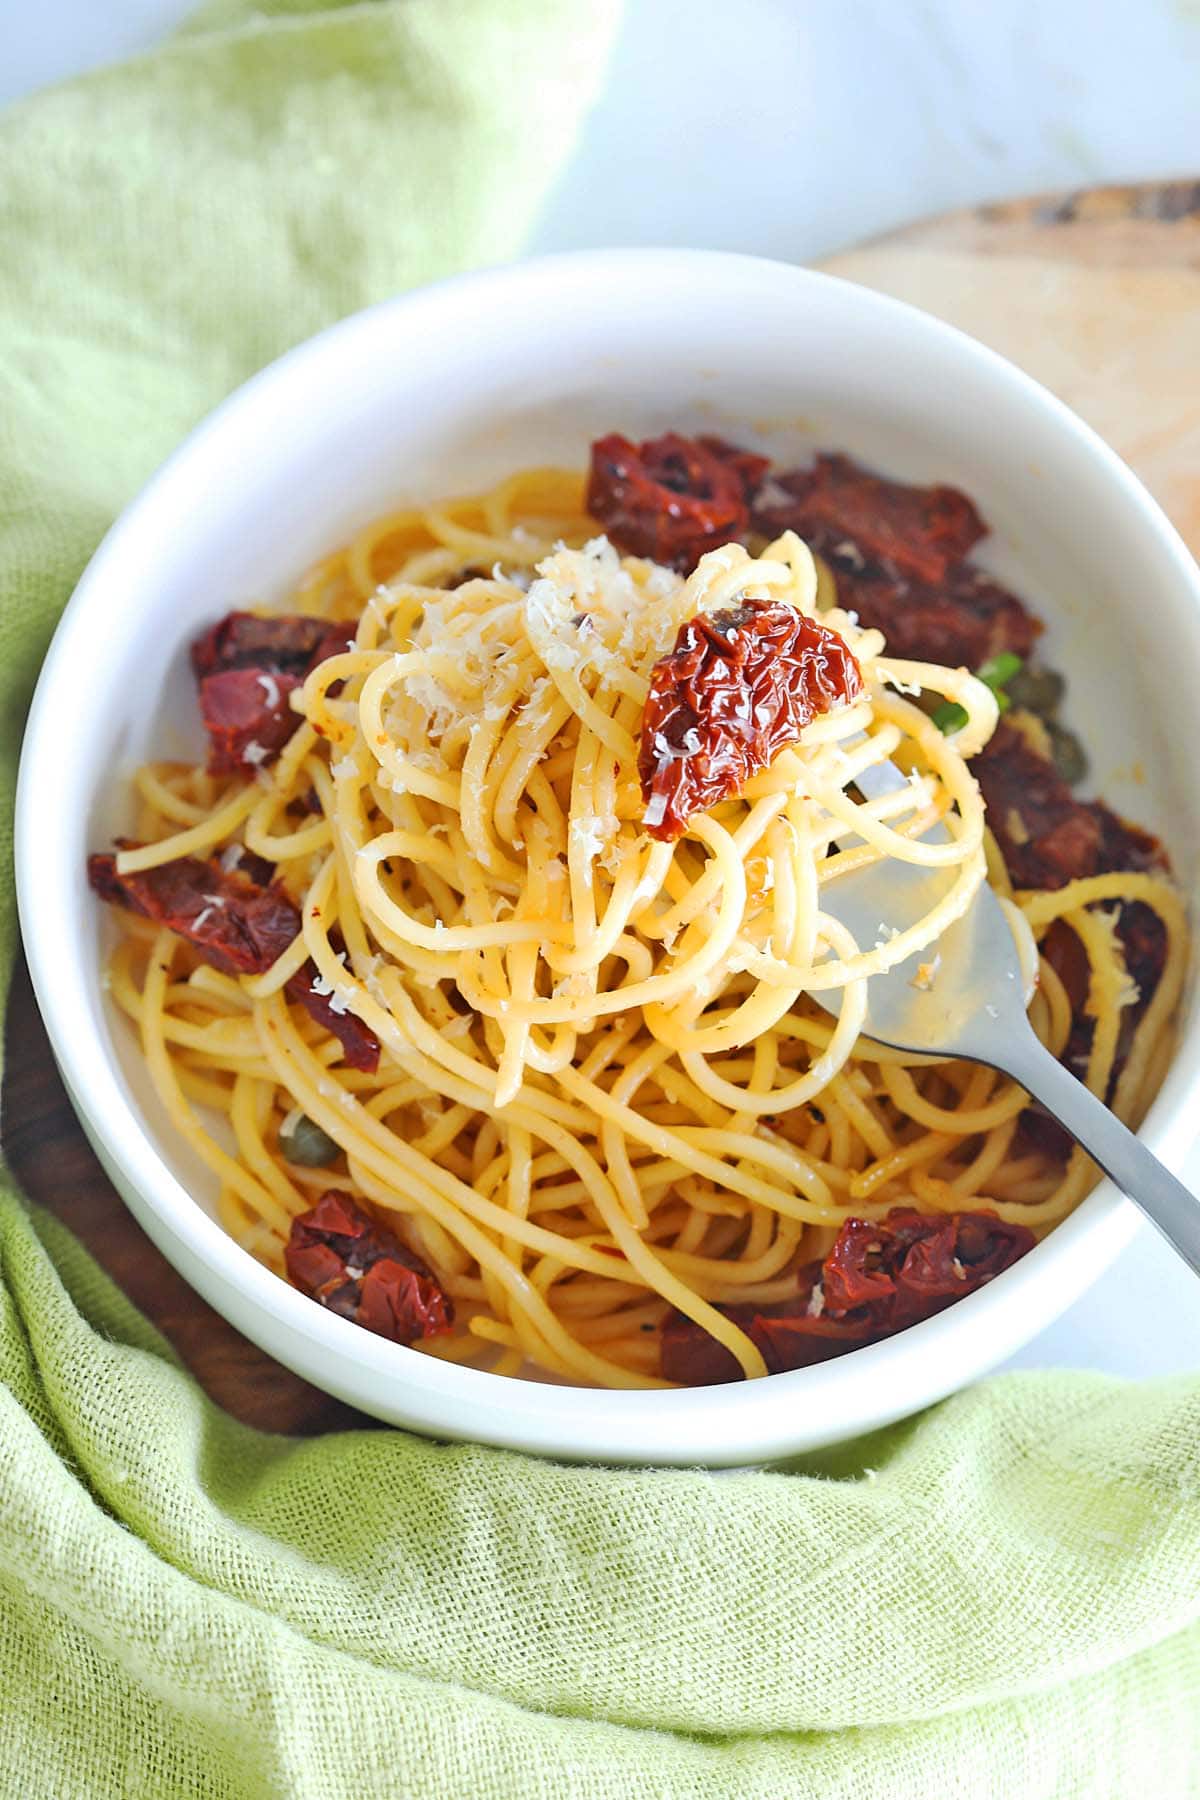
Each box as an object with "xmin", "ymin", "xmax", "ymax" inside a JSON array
[
  {"xmin": 279, "ymin": 1112, "xmax": 340, "ymax": 1167},
  {"xmin": 1007, "ymin": 664, "xmax": 1065, "ymax": 718},
  {"xmin": 1047, "ymin": 721, "xmax": 1088, "ymax": 785}
]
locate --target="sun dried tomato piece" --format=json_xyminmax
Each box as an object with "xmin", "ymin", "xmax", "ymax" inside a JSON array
[
  {"xmin": 88, "ymin": 849, "xmax": 381, "ymax": 1071},
  {"xmin": 754, "ymin": 453, "xmax": 986, "ymax": 584},
  {"xmin": 979, "ymin": 717, "xmax": 1170, "ymax": 1142},
  {"xmin": 824, "ymin": 1207, "xmax": 1033, "ymax": 1331},
  {"xmin": 586, "ymin": 431, "xmax": 760, "ymax": 571},
  {"xmin": 660, "ymin": 1307, "xmax": 756, "ymax": 1386},
  {"xmin": 662, "ymin": 1307, "xmax": 877, "ymax": 1384},
  {"xmin": 660, "ymin": 1208, "xmax": 1035, "ymax": 1384},
  {"xmin": 191, "ymin": 612, "xmax": 348, "ymax": 679},
  {"xmin": 975, "ymin": 721, "xmax": 1103, "ymax": 891},
  {"xmin": 1114, "ymin": 899, "xmax": 1167, "ymax": 1002},
  {"xmin": 820, "ymin": 1216, "xmax": 908, "ymax": 1312},
  {"xmin": 831, "ymin": 565, "xmax": 1039, "ymax": 669},
  {"xmin": 660, "ymin": 1263, "xmax": 876, "ymax": 1385},
  {"xmin": 284, "ymin": 961, "xmax": 381, "ymax": 1073},
  {"xmin": 87, "ymin": 849, "xmax": 300, "ymax": 974},
  {"xmin": 1023, "ymin": 899, "xmax": 1163, "ymax": 1162},
  {"xmin": 749, "ymin": 1309, "xmax": 877, "ymax": 1370},
  {"xmin": 1040, "ymin": 918, "xmax": 1091, "ymax": 1016},
  {"xmin": 198, "ymin": 667, "xmax": 304, "ymax": 774},
  {"xmin": 285, "ymin": 1190, "xmax": 453, "ymax": 1345},
  {"xmin": 233, "ymin": 847, "xmax": 278, "ymax": 888},
  {"xmin": 1094, "ymin": 804, "xmax": 1168, "ymax": 879},
  {"xmin": 884, "ymin": 1208, "xmax": 1035, "ymax": 1318},
  {"xmin": 638, "ymin": 597, "xmax": 862, "ymax": 840},
  {"xmin": 696, "ymin": 434, "xmax": 771, "ymax": 496},
  {"xmin": 191, "ymin": 612, "xmax": 349, "ymax": 774},
  {"xmin": 978, "ymin": 721, "xmax": 1169, "ymax": 901}
]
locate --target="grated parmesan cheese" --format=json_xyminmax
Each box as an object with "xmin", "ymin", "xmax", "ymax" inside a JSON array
[
  {"xmin": 569, "ymin": 812, "xmax": 618, "ymax": 873},
  {"xmin": 361, "ymin": 958, "xmax": 392, "ymax": 1008},
  {"xmin": 910, "ymin": 953, "xmax": 941, "ymax": 993}
]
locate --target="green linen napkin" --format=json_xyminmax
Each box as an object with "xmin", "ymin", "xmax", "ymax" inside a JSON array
[{"xmin": 2, "ymin": 6, "xmax": 1200, "ymax": 1795}]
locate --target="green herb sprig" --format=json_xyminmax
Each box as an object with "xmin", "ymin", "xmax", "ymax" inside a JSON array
[{"xmin": 932, "ymin": 651, "xmax": 1022, "ymax": 735}]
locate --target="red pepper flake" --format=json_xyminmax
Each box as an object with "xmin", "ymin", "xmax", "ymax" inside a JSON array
[
  {"xmin": 285, "ymin": 1191, "xmax": 453, "ymax": 1345},
  {"xmin": 586, "ymin": 432, "xmax": 767, "ymax": 572},
  {"xmin": 638, "ymin": 597, "xmax": 862, "ymax": 840},
  {"xmin": 753, "ymin": 453, "xmax": 986, "ymax": 585},
  {"xmin": 87, "ymin": 849, "xmax": 380, "ymax": 1071},
  {"xmin": 660, "ymin": 1207, "xmax": 1035, "ymax": 1383}
]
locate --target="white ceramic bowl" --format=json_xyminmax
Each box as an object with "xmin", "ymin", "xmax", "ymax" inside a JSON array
[{"xmin": 16, "ymin": 251, "xmax": 1200, "ymax": 1465}]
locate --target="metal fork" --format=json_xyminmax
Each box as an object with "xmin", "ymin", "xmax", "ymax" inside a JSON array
[{"xmin": 811, "ymin": 759, "xmax": 1200, "ymax": 1273}]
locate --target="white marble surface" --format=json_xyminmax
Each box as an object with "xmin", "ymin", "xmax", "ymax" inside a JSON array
[{"xmin": 5, "ymin": 0, "xmax": 1200, "ymax": 1380}]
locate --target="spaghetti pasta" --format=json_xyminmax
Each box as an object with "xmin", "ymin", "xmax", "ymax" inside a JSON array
[{"xmin": 90, "ymin": 451, "xmax": 1187, "ymax": 1388}]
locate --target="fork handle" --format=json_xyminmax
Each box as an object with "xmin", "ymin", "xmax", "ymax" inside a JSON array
[{"xmin": 1002, "ymin": 1033, "xmax": 1200, "ymax": 1275}]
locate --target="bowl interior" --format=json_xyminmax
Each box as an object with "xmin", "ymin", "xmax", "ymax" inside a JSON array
[{"xmin": 19, "ymin": 253, "xmax": 1200, "ymax": 1462}]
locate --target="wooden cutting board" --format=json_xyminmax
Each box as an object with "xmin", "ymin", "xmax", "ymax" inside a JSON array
[{"xmin": 6, "ymin": 180, "xmax": 1199, "ymax": 1436}]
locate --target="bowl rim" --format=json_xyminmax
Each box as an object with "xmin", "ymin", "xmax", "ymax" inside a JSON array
[{"xmin": 16, "ymin": 247, "xmax": 1200, "ymax": 1465}]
